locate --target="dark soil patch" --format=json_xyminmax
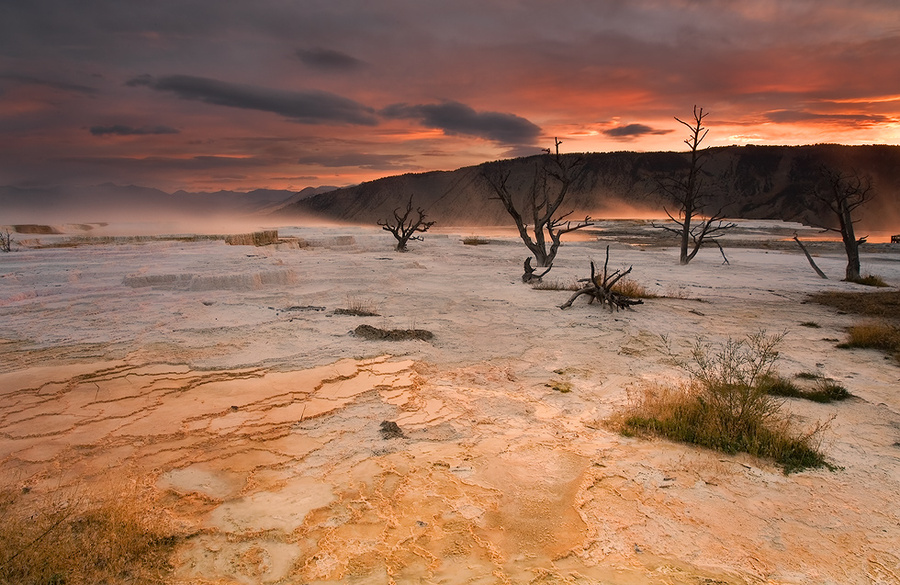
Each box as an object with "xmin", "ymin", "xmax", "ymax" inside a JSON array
[
  {"xmin": 334, "ymin": 308, "xmax": 380, "ymax": 317},
  {"xmin": 353, "ymin": 324, "xmax": 434, "ymax": 341},
  {"xmin": 380, "ymin": 420, "xmax": 405, "ymax": 439}
]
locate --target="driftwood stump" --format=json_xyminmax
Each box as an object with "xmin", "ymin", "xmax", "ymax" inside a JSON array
[{"xmin": 559, "ymin": 246, "xmax": 644, "ymax": 311}]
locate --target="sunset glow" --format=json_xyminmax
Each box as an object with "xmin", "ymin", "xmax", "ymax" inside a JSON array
[{"xmin": 2, "ymin": 0, "xmax": 899, "ymax": 192}]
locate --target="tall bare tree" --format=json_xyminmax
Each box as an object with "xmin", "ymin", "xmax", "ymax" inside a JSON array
[
  {"xmin": 483, "ymin": 138, "xmax": 592, "ymax": 281},
  {"xmin": 655, "ymin": 106, "xmax": 735, "ymax": 264},
  {"xmin": 377, "ymin": 196, "xmax": 435, "ymax": 252},
  {"xmin": 811, "ymin": 166, "xmax": 875, "ymax": 282}
]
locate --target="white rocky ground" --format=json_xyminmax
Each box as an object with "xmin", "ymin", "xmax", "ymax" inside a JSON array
[{"xmin": 1, "ymin": 220, "xmax": 898, "ymax": 584}]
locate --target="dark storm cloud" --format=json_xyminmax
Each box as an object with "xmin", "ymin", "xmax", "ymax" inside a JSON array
[
  {"xmin": 90, "ymin": 124, "xmax": 180, "ymax": 136},
  {"xmin": 296, "ymin": 152, "xmax": 417, "ymax": 171},
  {"xmin": 0, "ymin": 73, "xmax": 97, "ymax": 95},
  {"xmin": 296, "ymin": 47, "xmax": 366, "ymax": 71},
  {"xmin": 603, "ymin": 124, "xmax": 673, "ymax": 138},
  {"xmin": 127, "ymin": 74, "xmax": 378, "ymax": 126},
  {"xmin": 381, "ymin": 101, "xmax": 541, "ymax": 145}
]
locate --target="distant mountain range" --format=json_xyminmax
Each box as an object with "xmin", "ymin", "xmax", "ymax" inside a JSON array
[
  {"xmin": 0, "ymin": 184, "xmax": 336, "ymax": 223},
  {"xmin": 277, "ymin": 144, "xmax": 900, "ymax": 231},
  {"xmin": 3, "ymin": 145, "xmax": 898, "ymax": 230}
]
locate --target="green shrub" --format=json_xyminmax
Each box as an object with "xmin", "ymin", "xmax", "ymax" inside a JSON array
[
  {"xmin": 617, "ymin": 332, "xmax": 832, "ymax": 473},
  {"xmin": 759, "ymin": 374, "xmax": 851, "ymax": 403}
]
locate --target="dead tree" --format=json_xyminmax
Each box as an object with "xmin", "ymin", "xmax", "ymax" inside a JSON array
[
  {"xmin": 560, "ymin": 246, "xmax": 644, "ymax": 311},
  {"xmin": 377, "ymin": 196, "xmax": 435, "ymax": 252},
  {"xmin": 810, "ymin": 166, "xmax": 874, "ymax": 282},
  {"xmin": 483, "ymin": 138, "xmax": 593, "ymax": 281},
  {"xmin": 0, "ymin": 228, "xmax": 12, "ymax": 253},
  {"xmin": 653, "ymin": 106, "xmax": 735, "ymax": 264}
]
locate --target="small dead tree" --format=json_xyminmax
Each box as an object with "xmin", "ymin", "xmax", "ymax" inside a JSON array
[
  {"xmin": 560, "ymin": 246, "xmax": 644, "ymax": 311},
  {"xmin": 0, "ymin": 228, "xmax": 12, "ymax": 253},
  {"xmin": 654, "ymin": 106, "xmax": 735, "ymax": 264},
  {"xmin": 483, "ymin": 138, "xmax": 593, "ymax": 282},
  {"xmin": 377, "ymin": 196, "xmax": 435, "ymax": 252},
  {"xmin": 810, "ymin": 166, "xmax": 875, "ymax": 282}
]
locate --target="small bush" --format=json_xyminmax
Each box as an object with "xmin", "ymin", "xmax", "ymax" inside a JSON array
[
  {"xmin": 799, "ymin": 321, "xmax": 821, "ymax": 328},
  {"xmin": 462, "ymin": 236, "xmax": 490, "ymax": 245},
  {"xmin": 616, "ymin": 332, "xmax": 832, "ymax": 473}
]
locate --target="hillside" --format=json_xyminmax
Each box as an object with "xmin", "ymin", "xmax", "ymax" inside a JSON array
[{"xmin": 278, "ymin": 145, "xmax": 900, "ymax": 230}]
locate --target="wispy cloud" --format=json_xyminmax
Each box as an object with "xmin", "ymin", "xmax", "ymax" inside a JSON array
[
  {"xmin": 0, "ymin": 73, "xmax": 97, "ymax": 95},
  {"xmin": 127, "ymin": 74, "xmax": 378, "ymax": 125},
  {"xmin": 296, "ymin": 47, "xmax": 366, "ymax": 71},
  {"xmin": 296, "ymin": 152, "xmax": 417, "ymax": 171},
  {"xmin": 381, "ymin": 101, "xmax": 541, "ymax": 145},
  {"xmin": 90, "ymin": 124, "xmax": 180, "ymax": 136}
]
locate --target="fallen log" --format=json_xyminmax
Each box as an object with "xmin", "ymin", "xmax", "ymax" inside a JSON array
[
  {"xmin": 793, "ymin": 234, "xmax": 828, "ymax": 279},
  {"xmin": 560, "ymin": 246, "xmax": 644, "ymax": 311}
]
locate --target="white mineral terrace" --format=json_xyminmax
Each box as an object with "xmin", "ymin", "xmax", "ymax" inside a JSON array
[{"xmin": 1, "ymin": 221, "xmax": 898, "ymax": 584}]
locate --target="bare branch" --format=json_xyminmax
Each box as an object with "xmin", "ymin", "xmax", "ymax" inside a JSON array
[{"xmin": 482, "ymin": 140, "xmax": 593, "ymax": 277}]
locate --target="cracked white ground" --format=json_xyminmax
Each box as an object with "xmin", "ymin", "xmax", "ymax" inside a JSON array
[{"xmin": 1, "ymin": 221, "xmax": 898, "ymax": 584}]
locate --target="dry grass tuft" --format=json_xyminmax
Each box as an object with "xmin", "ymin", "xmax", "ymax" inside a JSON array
[
  {"xmin": 531, "ymin": 278, "xmax": 582, "ymax": 291},
  {"xmin": 808, "ymin": 290, "xmax": 900, "ymax": 319},
  {"xmin": 334, "ymin": 296, "xmax": 380, "ymax": 317},
  {"xmin": 0, "ymin": 479, "xmax": 183, "ymax": 585},
  {"xmin": 461, "ymin": 236, "xmax": 490, "ymax": 245},
  {"xmin": 841, "ymin": 322, "xmax": 900, "ymax": 350},
  {"xmin": 837, "ymin": 322, "xmax": 900, "ymax": 362},
  {"xmin": 759, "ymin": 374, "xmax": 851, "ymax": 403},
  {"xmin": 611, "ymin": 278, "xmax": 658, "ymax": 299},
  {"xmin": 809, "ymin": 290, "xmax": 900, "ymax": 362},
  {"xmin": 849, "ymin": 274, "xmax": 889, "ymax": 287},
  {"xmin": 614, "ymin": 332, "xmax": 832, "ymax": 473}
]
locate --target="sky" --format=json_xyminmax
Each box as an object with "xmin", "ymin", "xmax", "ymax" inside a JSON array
[{"xmin": 2, "ymin": 0, "xmax": 900, "ymax": 193}]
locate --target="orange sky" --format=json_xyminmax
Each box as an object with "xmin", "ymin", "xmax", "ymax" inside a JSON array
[{"xmin": 1, "ymin": 0, "xmax": 899, "ymax": 193}]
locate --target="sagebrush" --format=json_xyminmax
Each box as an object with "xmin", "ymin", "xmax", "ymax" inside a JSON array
[{"xmin": 616, "ymin": 331, "xmax": 832, "ymax": 473}]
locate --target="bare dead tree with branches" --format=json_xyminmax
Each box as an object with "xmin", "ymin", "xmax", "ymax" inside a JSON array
[
  {"xmin": 559, "ymin": 246, "xmax": 643, "ymax": 311},
  {"xmin": 654, "ymin": 106, "xmax": 735, "ymax": 264},
  {"xmin": 377, "ymin": 196, "xmax": 436, "ymax": 252},
  {"xmin": 810, "ymin": 166, "xmax": 875, "ymax": 282},
  {"xmin": 483, "ymin": 138, "xmax": 593, "ymax": 282}
]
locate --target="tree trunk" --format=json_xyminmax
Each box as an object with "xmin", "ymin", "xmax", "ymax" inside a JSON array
[
  {"xmin": 843, "ymin": 238, "xmax": 861, "ymax": 281},
  {"xmin": 840, "ymin": 200, "xmax": 861, "ymax": 281}
]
